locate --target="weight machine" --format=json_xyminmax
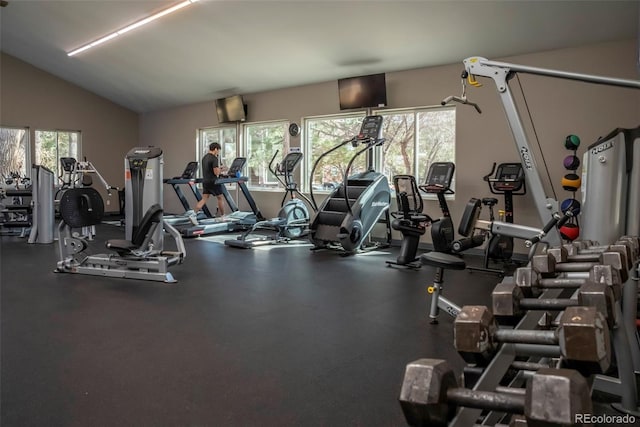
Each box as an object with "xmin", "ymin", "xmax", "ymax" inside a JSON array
[
  {"xmin": 57, "ymin": 157, "xmax": 117, "ymax": 197},
  {"xmin": 56, "ymin": 147, "xmax": 186, "ymax": 283},
  {"xmin": 435, "ymin": 56, "xmax": 640, "ymax": 424},
  {"xmin": 460, "ymin": 56, "xmax": 640, "ymax": 247},
  {"xmin": 55, "ymin": 157, "xmax": 118, "ymax": 239},
  {"xmin": 0, "ymin": 172, "xmax": 32, "ymax": 237}
]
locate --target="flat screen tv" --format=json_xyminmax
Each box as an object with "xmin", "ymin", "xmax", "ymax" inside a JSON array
[
  {"xmin": 215, "ymin": 95, "xmax": 247, "ymax": 123},
  {"xmin": 338, "ymin": 73, "xmax": 387, "ymax": 110}
]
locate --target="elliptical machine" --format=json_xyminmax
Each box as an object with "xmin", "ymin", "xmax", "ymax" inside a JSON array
[
  {"xmin": 468, "ymin": 162, "xmax": 525, "ymax": 275},
  {"xmin": 225, "ymin": 151, "xmax": 314, "ymax": 248}
]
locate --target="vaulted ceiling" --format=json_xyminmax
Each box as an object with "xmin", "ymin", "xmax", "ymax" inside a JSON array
[{"xmin": 1, "ymin": 0, "xmax": 638, "ymax": 113}]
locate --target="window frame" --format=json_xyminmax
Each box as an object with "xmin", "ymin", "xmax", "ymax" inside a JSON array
[
  {"xmin": 301, "ymin": 106, "xmax": 456, "ymax": 198},
  {"xmin": 197, "ymin": 124, "xmax": 239, "ymax": 176}
]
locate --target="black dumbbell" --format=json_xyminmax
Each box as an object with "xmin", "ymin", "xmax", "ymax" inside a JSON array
[
  {"xmin": 454, "ymin": 305, "xmax": 611, "ymax": 374},
  {"xmin": 399, "ymin": 358, "xmax": 592, "ymax": 427},
  {"xmin": 532, "ymin": 250, "xmax": 629, "ymax": 283},
  {"xmin": 492, "ymin": 281, "xmax": 617, "ymax": 328}
]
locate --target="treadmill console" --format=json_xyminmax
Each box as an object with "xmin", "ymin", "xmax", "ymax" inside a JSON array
[
  {"xmin": 179, "ymin": 161, "xmax": 199, "ymax": 179},
  {"xmin": 226, "ymin": 157, "xmax": 247, "ymax": 176}
]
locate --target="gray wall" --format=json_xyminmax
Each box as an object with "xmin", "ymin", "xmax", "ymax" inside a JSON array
[
  {"xmin": 2, "ymin": 39, "xmax": 638, "ymax": 248},
  {"xmin": 0, "ymin": 52, "xmax": 138, "ymax": 210},
  {"xmin": 140, "ymin": 39, "xmax": 639, "ymax": 249}
]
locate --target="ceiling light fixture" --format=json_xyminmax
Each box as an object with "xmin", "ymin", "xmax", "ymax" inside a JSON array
[{"xmin": 67, "ymin": 0, "xmax": 198, "ymax": 57}]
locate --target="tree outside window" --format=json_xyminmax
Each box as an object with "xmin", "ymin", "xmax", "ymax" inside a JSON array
[
  {"xmin": 0, "ymin": 127, "xmax": 29, "ymax": 180},
  {"xmin": 374, "ymin": 107, "xmax": 456, "ymax": 191},
  {"xmin": 244, "ymin": 121, "xmax": 288, "ymax": 189},
  {"xmin": 305, "ymin": 113, "xmax": 367, "ymax": 191},
  {"xmin": 303, "ymin": 107, "xmax": 455, "ymax": 194},
  {"xmin": 34, "ymin": 130, "xmax": 80, "ymax": 178}
]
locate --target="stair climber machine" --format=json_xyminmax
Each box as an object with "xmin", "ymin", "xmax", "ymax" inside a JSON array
[
  {"xmin": 467, "ymin": 162, "xmax": 526, "ymax": 275},
  {"xmin": 55, "ymin": 147, "xmax": 186, "ymax": 283},
  {"xmin": 308, "ymin": 115, "xmax": 392, "ymax": 255},
  {"xmin": 225, "ymin": 151, "xmax": 314, "ymax": 248}
]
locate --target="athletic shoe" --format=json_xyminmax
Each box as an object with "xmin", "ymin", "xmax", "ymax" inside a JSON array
[{"xmin": 186, "ymin": 210, "xmax": 199, "ymax": 226}]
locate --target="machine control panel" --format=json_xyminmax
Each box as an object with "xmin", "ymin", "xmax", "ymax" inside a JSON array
[{"xmin": 357, "ymin": 115, "xmax": 384, "ymax": 141}]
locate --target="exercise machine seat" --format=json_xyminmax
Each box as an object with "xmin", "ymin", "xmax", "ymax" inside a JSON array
[
  {"xmin": 106, "ymin": 204, "xmax": 163, "ymax": 254},
  {"xmin": 392, "ymin": 215, "xmax": 429, "ymax": 235},
  {"xmin": 420, "ymin": 251, "xmax": 466, "ymax": 270}
]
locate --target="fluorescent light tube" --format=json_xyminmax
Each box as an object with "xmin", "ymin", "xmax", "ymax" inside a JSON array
[{"xmin": 68, "ymin": 0, "xmax": 197, "ymax": 57}]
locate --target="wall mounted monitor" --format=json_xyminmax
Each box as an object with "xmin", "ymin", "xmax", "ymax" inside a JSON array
[
  {"xmin": 338, "ymin": 73, "xmax": 387, "ymax": 110},
  {"xmin": 215, "ymin": 95, "xmax": 247, "ymax": 123}
]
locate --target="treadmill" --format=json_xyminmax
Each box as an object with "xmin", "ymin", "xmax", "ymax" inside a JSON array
[
  {"xmin": 163, "ymin": 161, "xmax": 214, "ymax": 224},
  {"xmin": 177, "ymin": 157, "xmax": 265, "ymax": 237}
]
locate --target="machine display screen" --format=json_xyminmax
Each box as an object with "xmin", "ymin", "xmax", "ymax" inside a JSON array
[
  {"xmin": 499, "ymin": 164, "xmax": 523, "ymax": 180},
  {"xmin": 427, "ymin": 164, "xmax": 453, "ymax": 186},
  {"xmin": 358, "ymin": 115, "xmax": 384, "ymax": 140},
  {"xmin": 227, "ymin": 157, "xmax": 247, "ymax": 175},
  {"xmin": 282, "ymin": 153, "xmax": 303, "ymax": 173}
]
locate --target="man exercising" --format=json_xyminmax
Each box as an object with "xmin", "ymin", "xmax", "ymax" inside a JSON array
[{"xmin": 188, "ymin": 142, "xmax": 226, "ymax": 225}]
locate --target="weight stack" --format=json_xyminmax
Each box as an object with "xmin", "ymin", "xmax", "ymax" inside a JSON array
[{"xmin": 581, "ymin": 127, "xmax": 640, "ymax": 245}]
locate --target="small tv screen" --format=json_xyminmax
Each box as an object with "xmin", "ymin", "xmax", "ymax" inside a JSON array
[
  {"xmin": 215, "ymin": 95, "xmax": 247, "ymax": 123},
  {"xmin": 338, "ymin": 73, "xmax": 387, "ymax": 110}
]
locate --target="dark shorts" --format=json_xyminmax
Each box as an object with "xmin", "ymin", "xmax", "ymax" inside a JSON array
[{"xmin": 203, "ymin": 184, "xmax": 224, "ymax": 196}]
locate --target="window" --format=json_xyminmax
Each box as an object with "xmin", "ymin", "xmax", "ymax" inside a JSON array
[
  {"xmin": 244, "ymin": 121, "xmax": 289, "ymax": 189},
  {"xmin": 304, "ymin": 113, "xmax": 367, "ymax": 192},
  {"xmin": 34, "ymin": 130, "xmax": 80, "ymax": 178},
  {"xmin": 198, "ymin": 126, "xmax": 238, "ymax": 171},
  {"xmin": 0, "ymin": 127, "xmax": 30, "ymax": 179},
  {"xmin": 373, "ymin": 106, "xmax": 456, "ymax": 190}
]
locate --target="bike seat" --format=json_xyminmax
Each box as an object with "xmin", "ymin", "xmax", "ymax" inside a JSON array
[
  {"xmin": 482, "ymin": 197, "xmax": 499, "ymax": 206},
  {"xmin": 420, "ymin": 251, "xmax": 466, "ymax": 270}
]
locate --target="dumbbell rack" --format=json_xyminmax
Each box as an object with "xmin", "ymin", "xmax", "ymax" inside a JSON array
[
  {"xmin": 450, "ymin": 287, "xmax": 564, "ymax": 426},
  {"xmin": 452, "ymin": 243, "xmax": 640, "ymax": 425},
  {"xmin": 402, "ymin": 237, "xmax": 640, "ymax": 426}
]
